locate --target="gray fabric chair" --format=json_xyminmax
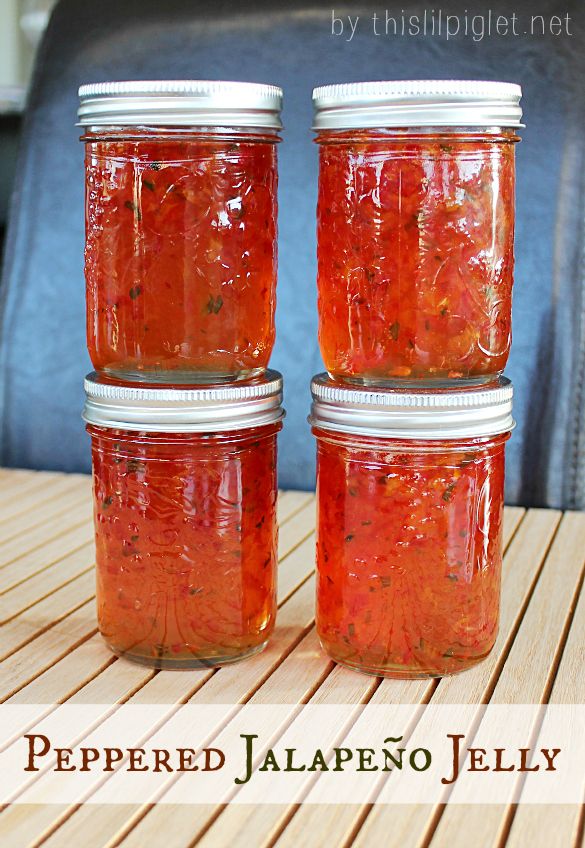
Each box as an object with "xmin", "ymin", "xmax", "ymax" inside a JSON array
[{"xmin": 1, "ymin": 0, "xmax": 584, "ymax": 507}]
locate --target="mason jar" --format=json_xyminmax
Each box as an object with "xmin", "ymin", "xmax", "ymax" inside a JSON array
[
  {"xmin": 83, "ymin": 371, "xmax": 284, "ymax": 669},
  {"xmin": 313, "ymin": 80, "xmax": 522, "ymax": 386},
  {"xmin": 79, "ymin": 80, "xmax": 282, "ymax": 383},
  {"xmin": 310, "ymin": 375, "xmax": 514, "ymax": 678}
]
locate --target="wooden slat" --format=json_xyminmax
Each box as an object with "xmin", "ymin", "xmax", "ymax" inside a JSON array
[
  {"xmin": 0, "ymin": 518, "xmax": 93, "ymax": 589},
  {"xmin": 191, "ymin": 507, "xmax": 515, "ymax": 848},
  {"xmin": 0, "ymin": 472, "xmax": 64, "ymax": 507},
  {"xmin": 277, "ymin": 491, "xmax": 314, "ymax": 524},
  {"xmin": 0, "ymin": 490, "xmax": 312, "ymax": 698},
  {"xmin": 0, "ymin": 495, "xmax": 318, "ymax": 847},
  {"xmin": 82, "ymin": 509, "xmax": 525, "ymax": 847},
  {"xmin": 418, "ymin": 511, "xmax": 585, "ymax": 848},
  {"xmin": 0, "ymin": 503, "xmax": 522, "ymax": 847},
  {"xmin": 0, "ymin": 485, "xmax": 315, "ymax": 700},
  {"xmin": 278, "ymin": 499, "xmax": 316, "ymax": 559},
  {"xmin": 0, "ymin": 468, "xmax": 52, "ymax": 483},
  {"xmin": 495, "ymin": 512, "xmax": 585, "ymax": 848},
  {"xmin": 7, "ymin": 635, "xmax": 115, "ymax": 706},
  {"xmin": 277, "ymin": 534, "xmax": 314, "ymax": 603},
  {"xmin": 0, "ymin": 490, "xmax": 313, "ymax": 674},
  {"xmin": 0, "ymin": 503, "xmax": 312, "ymax": 634},
  {"xmin": 262, "ymin": 506, "xmax": 530, "ymax": 848},
  {"xmin": 8, "ymin": 578, "xmax": 317, "ymax": 848},
  {"xmin": 95, "ymin": 617, "xmax": 334, "ymax": 848},
  {"xmin": 0, "ymin": 601, "xmax": 98, "ymax": 702},
  {"xmin": 0, "ymin": 468, "xmax": 37, "ymax": 489},
  {"xmin": 0, "ymin": 478, "xmax": 582, "ymax": 848},
  {"xmin": 0, "ymin": 485, "xmax": 308, "ymax": 605},
  {"xmin": 0, "ymin": 474, "xmax": 90, "ymax": 531},
  {"xmin": 501, "ymin": 506, "xmax": 525, "ymax": 549},
  {"xmin": 338, "ymin": 508, "xmax": 563, "ymax": 847},
  {"xmin": 0, "ymin": 570, "xmax": 95, "ymax": 661},
  {"xmin": 0, "ymin": 545, "xmax": 94, "ymax": 626},
  {"xmin": 194, "ymin": 675, "xmax": 434, "ymax": 848}
]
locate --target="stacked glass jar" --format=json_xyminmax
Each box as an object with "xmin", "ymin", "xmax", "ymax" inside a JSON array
[
  {"xmin": 310, "ymin": 81, "xmax": 523, "ymax": 677},
  {"xmin": 78, "ymin": 81, "xmax": 284, "ymax": 668}
]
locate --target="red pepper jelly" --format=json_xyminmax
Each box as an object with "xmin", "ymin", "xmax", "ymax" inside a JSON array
[
  {"xmin": 310, "ymin": 376, "xmax": 514, "ymax": 678},
  {"xmin": 313, "ymin": 81, "xmax": 522, "ymax": 386},
  {"xmin": 83, "ymin": 371, "xmax": 284, "ymax": 668},
  {"xmin": 79, "ymin": 81, "xmax": 282, "ymax": 384}
]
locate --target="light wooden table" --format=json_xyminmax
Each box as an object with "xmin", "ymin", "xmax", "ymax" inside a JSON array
[{"xmin": 0, "ymin": 468, "xmax": 583, "ymax": 848}]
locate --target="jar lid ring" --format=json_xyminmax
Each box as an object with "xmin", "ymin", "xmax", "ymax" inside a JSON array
[
  {"xmin": 310, "ymin": 375, "xmax": 515, "ymax": 439},
  {"xmin": 78, "ymin": 79, "xmax": 283, "ymax": 130},
  {"xmin": 312, "ymin": 79, "xmax": 523, "ymax": 130},
  {"xmin": 83, "ymin": 371, "xmax": 285, "ymax": 433}
]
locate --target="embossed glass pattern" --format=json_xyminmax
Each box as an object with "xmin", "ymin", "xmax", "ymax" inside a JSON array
[
  {"xmin": 87, "ymin": 422, "xmax": 280, "ymax": 668},
  {"xmin": 313, "ymin": 428, "xmax": 509, "ymax": 677},
  {"xmin": 316, "ymin": 128, "xmax": 518, "ymax": 385},
  {"xmin": 83, "ymin": 127, "xmax": 279, "ymax": 383}
]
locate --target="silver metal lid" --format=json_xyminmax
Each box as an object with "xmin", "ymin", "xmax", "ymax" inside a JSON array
[
  {"xmin": 83, "ymin": 371, "xmax": 284, "ymax": 433},
  {"xmin": 78, "ymin": 80, "xmax": 283, "ymax": 129},
  {"xmin": 312, "ymin": 80, "xmax": 523, "ymax": 130},
  {"xmin": 310, "ymin": 375, "xmax": 514, "ymax": 439}
]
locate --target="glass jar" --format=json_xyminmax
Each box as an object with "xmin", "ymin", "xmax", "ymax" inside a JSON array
[
  {"xmin": 83, "ymin": 371, "xmax": 284, "ymax": 669},
  {"xmin": 79, "ymin": 81, "xmax": 282, "ymax": 384},
  {"xmin": 310, "ymin": 375, "xmax": 514, "ymax": 678},
  {"xmin": 313, "ymin": 81, "xmax": 522, "ymax": 386}
]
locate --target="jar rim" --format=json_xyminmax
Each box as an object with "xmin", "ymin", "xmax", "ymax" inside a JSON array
[
  {"xmin": 78, "ymin": 80, "xmax": 283, "ymax": 130},
  {"xmin": 83, "ymin": 371, "xmax": 285, "ymax": 433},
  {"xmin": 309, "ymin": 374, "xmax": 515, "ymax": 440},
  {"xmin": 312, "ymin": 79, "xmax": 523, "ymax": 130}
]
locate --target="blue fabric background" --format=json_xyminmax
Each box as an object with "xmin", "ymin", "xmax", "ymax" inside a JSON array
[{"xmin": 0, "ymin": 0, "xmax": 584, "ymax": 506}]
